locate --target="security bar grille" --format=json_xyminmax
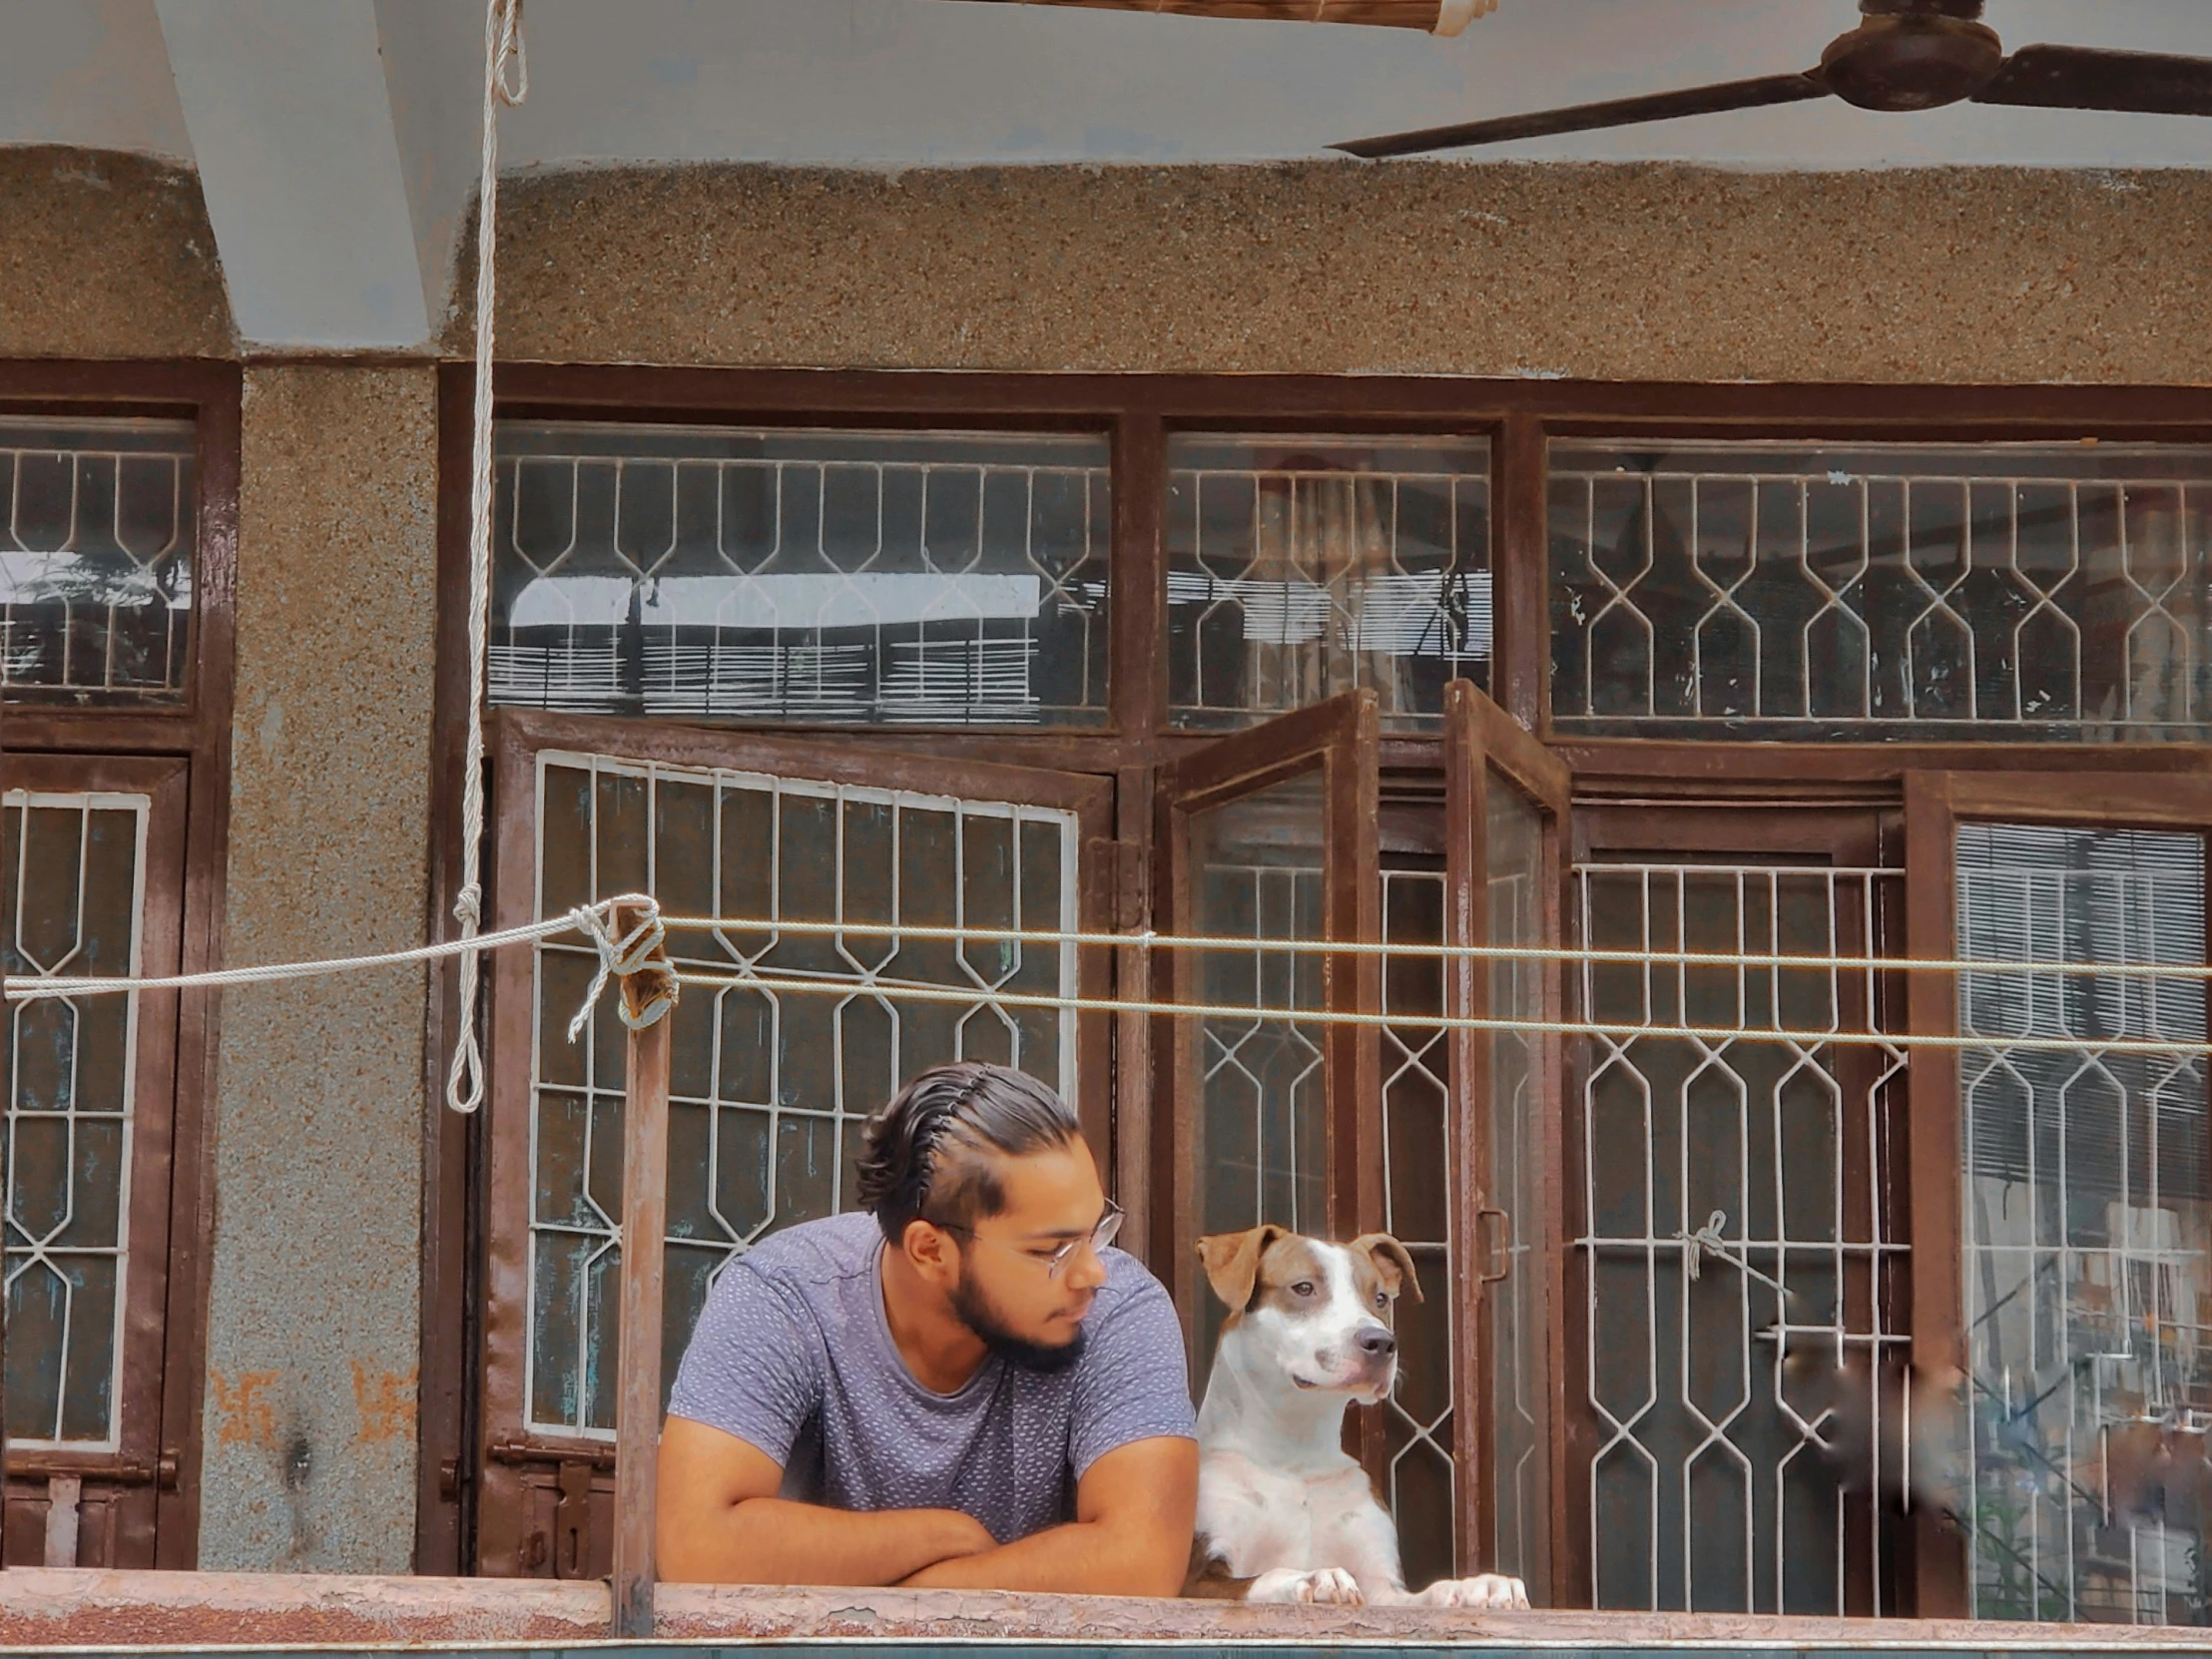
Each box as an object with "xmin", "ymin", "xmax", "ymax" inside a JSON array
[
  {"xmin": 1167, "ymin": 435, "xmax": 1491, "ymax": 730},
  {"xmin": 1551, "ymin": 442, "xmax": 2212, "ymax": 742},
  {"xmin": 0, "ymin": 419, "xmax": 195, "ymax": 706},
  {"xmin": 1958, "ymin": 824, "xmax": 2212, "ymax": 1626},
  {"xmin": 1575, "ymin": 861, "xmax": 1910, "ymax": 1615},
  {"xmin": 3, "ymin": 790, "xmax": 148, "ymax": 1449},
  {"xmin": 526, "ymin": 750, "xmax": 1081, "ymax": 1439},
  {"xmin": 490, "ymin": 425, "xmax": 1110, "ymax": 728}
]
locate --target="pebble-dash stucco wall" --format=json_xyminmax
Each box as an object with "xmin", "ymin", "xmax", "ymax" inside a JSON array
[
  {"xmin": 198, "ymin": 366, "xmax": 438, "ymax": 1571},
  {"xmin": 471, "ymin": 162, "xmax": 2212, "ymax": 386},
  {"xmin": 0, "ymin": 147, "xmax": 233, "ymax": 358}
]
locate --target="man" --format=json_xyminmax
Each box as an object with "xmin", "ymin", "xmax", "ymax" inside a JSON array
[{"xmin": 658, "ymin": 1062, "xmax": 1198, "ymax": 1594}]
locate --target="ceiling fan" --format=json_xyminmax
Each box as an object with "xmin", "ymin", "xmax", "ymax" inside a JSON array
[{"xmin": 1337, "ymin": 0, "xmax": 2212, "ymax": 159}]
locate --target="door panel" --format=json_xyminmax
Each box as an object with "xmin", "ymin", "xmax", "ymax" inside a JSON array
[
  {"xmin": 476, "ymin": 711, "xmax": 1113, "ymax": 1577},
  {"xmin": 1, "ymin": 756, "xmax": 189, "ymax": 1569},
  {"xmin": 1568, "ymin": 805, "xmax": 1908, "ymax": 1616},
  {"xmin": 1907, "ymin": 773, "xmax": 2212, "ymax": 1626},
  {"xmin": 1444, "ymin": 681, "xmax": 1570, "ymax": 1594}
]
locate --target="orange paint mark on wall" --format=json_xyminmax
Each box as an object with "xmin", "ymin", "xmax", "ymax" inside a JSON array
[
  {"xmin": 352, "ymin": 1362, "xmax": 418, "ymax": 1443},
  {"xmin": 210, "ymin": 1370, "xmax": 279, "ymax": 1446}
]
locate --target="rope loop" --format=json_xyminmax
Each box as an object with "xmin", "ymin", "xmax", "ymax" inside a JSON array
[
  {"xmin": 1675, "ymin": 1208, "xmax": 1787, "ymax": 1293},
  {"xmin": 490, "ymin": 0, "xmax": 528, "ymax": 107}
]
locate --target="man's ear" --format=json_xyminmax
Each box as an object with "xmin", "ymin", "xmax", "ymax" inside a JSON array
[
  {"xmin": 1350, "ymin": 1232, "xmax": 1422, "ymax": 1304},
  {"xmin": 899, "ymin": 1216, "xmax": 957, "ymax": 1281},
  {"xmin": 1195, "ymin": 1225, "xmax": 1287, "ymax": 1312}
]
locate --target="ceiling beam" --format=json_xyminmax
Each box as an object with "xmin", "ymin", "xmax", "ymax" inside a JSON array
[
  {"xmin": 942, "ymin": 0, "xmax": 1496, "ymax": 37},
  {"xmin": 155, "ymin": 0, "xmax": 433, "ymax": 348}
]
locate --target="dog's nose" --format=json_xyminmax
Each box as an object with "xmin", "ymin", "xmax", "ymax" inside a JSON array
[{"xmin": 1356, "ymin": 1328, "xmax": 1396, "ymax": 1359}]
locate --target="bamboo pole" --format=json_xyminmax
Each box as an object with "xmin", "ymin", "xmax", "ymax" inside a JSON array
[{"xmin": 611, "ymin": 902, "xmax": 678, "ymax": 1639}]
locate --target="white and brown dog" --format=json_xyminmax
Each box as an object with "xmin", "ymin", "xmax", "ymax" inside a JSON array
[{"xmin": 1183, "ymin": 1224, "xmax": 1530, "ymax": 1610}]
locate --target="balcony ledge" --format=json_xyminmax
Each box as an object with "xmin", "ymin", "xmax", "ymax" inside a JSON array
[{"xmin": 0, "ymin": 1570, "xmax": 2206, "ymax": 1653}]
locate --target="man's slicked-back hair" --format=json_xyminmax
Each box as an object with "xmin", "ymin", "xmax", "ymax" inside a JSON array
[{"xmin": 855, "ymin": 1062, "xmax": 1082, "ymax": 1245}]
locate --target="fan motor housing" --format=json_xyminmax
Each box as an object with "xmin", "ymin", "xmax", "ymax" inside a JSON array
[{"xmin": 1821, "ymin": 13, "xmax": 2004, "ymax": 111}]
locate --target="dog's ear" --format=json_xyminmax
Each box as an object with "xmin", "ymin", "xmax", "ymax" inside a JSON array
[
  {"xmin": 1350, "ymin": 1232, "xmax": 1423, "ymax": 1304},
  {"xmin": 1196, "ymin": 1225, "xmax": 1287, "ymax": 1312}
]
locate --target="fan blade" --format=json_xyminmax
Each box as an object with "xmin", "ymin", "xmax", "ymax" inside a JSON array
[
  {"xmin": 1973, "ymin": 44, "xmax": 2212, "ymax": 117},
  {"xmin": 1334, "ymin": 72, "xmax": 1829, "ymax": 160}
]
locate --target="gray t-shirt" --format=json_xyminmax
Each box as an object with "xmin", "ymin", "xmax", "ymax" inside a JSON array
[{"xmin": 667, "ymin": 1210, "xmax": 1195, "ymax": 1544}]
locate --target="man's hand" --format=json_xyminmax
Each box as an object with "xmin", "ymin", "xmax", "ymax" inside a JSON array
[
  {"xmin": 658, "ymin": 1416, "xmax": 998, "ymax": 1586},
  {"xmin": 896, "ymin": 1435, "xmax": 1197, "ymax": 1597}
]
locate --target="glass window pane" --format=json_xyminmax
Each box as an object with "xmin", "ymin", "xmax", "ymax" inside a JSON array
[
  {"xmin": 1, "ymin": 419, "xmax": 196, "ymax": 706},
  {"xmin": 3, "ymin": 792, "xmax": 148, "ymax": 1449},
  {"xmin": 1187, "ymin": 772, "xmax": 1326, "ymax": 1373},
  {"xmin": 490, "ymin": 424, "xmax": 1110, "ymax": 727},
  {"xmin": 1167, "ymin": 435, "xmax": 1490, "ymax": 730},
  {"xmin": 1550, "ymin": 441, "xmax": 2212, "ymax": 741},
  {"xmin": 1486, "ymin": 779, "xmax": 1553, "ymax": 1602},
  {"xmin": 526, "ymin": 751, "xmax": 1082, "ymax": 1439},
  {"xmin": 1958, "ymin": 823, "xmax": 2210, "ymax": 1624}
]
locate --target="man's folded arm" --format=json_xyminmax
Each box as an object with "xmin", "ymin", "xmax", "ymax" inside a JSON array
[
  {"xmin": 896, "ymin": 1434, "xmax": 1198, "ymax": 1597},
  {"xmin": 657, "ymin": 1415, "xmax": 998, "ymax": 1586}
]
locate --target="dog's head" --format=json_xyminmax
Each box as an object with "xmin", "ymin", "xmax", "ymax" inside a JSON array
[{"xmin": 1196, "ymin": 1225, "xmax": 1421, "ymax": 1404}]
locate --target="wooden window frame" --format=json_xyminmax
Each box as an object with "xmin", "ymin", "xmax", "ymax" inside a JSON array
[
  {"xmin": 428, "ymin": 364, "xmax": 2212, "ymax": 1599},
  {"xmin": 472, "ymin": 705, "xmax": 1115, "ymax": 1577},
  {"xmin": 0, "ymin": 360, "xmax": 240, "ymax": 1570}
]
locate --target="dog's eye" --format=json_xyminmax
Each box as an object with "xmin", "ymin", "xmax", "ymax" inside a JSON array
[
  {"xmin": 1374, "ymin": 1291, "xmax": 1387, "ymax": 1309},
  {"xmin": 1291, "ymin": 1281, "xmax": 1316, "ymax": 1298}
]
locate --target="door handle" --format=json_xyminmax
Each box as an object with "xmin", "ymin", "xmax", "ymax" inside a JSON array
[{"xmin": 1476, "ymin": 1205, "xmax": 1511, "ymax": 1284}]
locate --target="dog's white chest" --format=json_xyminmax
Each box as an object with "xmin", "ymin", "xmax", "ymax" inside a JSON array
[{"xmin": 1197, "ymin": 1449, "xmax": 1387, "ymax": 1578}]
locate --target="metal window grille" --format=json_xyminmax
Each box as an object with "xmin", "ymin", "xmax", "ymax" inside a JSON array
[
  {"xmin": 1167, "ymin": 436, "xmax": 1491, "ymax": 730},
  {"xmin": 1958, "ymin": 824, "xmax": 2212, "ymax": 1626},
  {"xmin": 0, "ymin": 419, "xmax": 195, "ymax": 706},
  {"xmin": 526, "ymin": 749, "xmax": 1081, "ymax": 1439},
  {"xmin": 1574, "ymin": 861, "xmax": 1910, "ymax": 1614},
  {"xmin": 3, "ymin": 790, "xmax": 149, "ymax": 1449},
  {"xmin": 1381, "ymin": 862, "xmax": 1459, "ymax": 1591},
  {"xmin": 1550, "ymin": 442, "xmax": 2212, "ymax": 741},
  {"xmin": 490, "ymin": 424, "xmax": 1110, "ymax": 728}
]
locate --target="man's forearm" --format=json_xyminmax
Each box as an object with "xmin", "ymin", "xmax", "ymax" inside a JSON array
[
  {"xmin": 900, "ymin": 1520, "xmax": 1183, "ymax": 1598},
  {"xmin": 661, "ymin": 1497, "xmax": 987, "ymax": 1587}
]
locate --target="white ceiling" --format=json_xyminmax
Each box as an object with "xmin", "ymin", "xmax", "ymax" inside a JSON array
[{"xmin": 5, "ymin": 0, "xmax": 2212, "ymax": 346}]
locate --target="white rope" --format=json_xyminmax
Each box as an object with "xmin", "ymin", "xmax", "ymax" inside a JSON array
[
  {"xmin": 1676, "ymin": 1209, "xmax": 1787, "ymax": 1292},
  {"xmin": 649, "ymin": 911, "xmax": 2212, "ymax": 984},
  {"xmin": 568, "ymin": 903, "xmax": 676, "ymax": 1039},
  {"xmin": 446, "ymin": 0, "xmax": 528, "ymax": 1115},
  {"xmin": 1, "ymin": 901, "xmax": 623, "ymax": 1004},
  {"xmin": 666, "ymin": 965, "xmax": 2212, "ymax": 1058}
]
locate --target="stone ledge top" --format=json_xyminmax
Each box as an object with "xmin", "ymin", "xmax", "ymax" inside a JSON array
[{"xmin": 0, "ymin": 1570, "xmax": 2205, "ymax": 1654}]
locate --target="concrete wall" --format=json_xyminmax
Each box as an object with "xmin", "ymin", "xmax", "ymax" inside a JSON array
[
  {"xmin": 475, "ymin": 161, "xmax": 2212, "ymax": 384},
  {"xmin": 197, "ymin": 365, "xmax": 439, "ymax": 1571}
]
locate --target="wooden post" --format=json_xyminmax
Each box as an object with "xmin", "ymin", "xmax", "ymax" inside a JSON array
[{"xmin": 611, "ymin": 901, "xmax": 677, "ymax": 1639}]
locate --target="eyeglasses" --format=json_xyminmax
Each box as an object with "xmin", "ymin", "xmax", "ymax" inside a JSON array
[{"xmin": 928, "ymin": 1199, "xmax": 1124, "ymax": 1281}]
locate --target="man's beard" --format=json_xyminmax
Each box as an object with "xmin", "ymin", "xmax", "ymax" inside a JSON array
[{"xmin": 950, "ymin": 1266, "xmax": 1088, "ymax": 1375}]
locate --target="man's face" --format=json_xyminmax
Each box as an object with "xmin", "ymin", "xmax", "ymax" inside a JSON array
[{"xmin": 944, "ymin": 1138, "xmax": 1110, "ymax": 1372}]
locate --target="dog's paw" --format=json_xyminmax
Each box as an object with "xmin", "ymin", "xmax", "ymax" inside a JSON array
[
  {"xmin": 1248, "ymin": 1567, "xmax": 1366, "ymax": 1606},
  {"xmin": 1414, "ymin": 1574, "xmax": 1530, "ymax": 1610}
]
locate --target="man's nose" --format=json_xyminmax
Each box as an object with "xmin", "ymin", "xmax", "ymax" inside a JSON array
[
  {"xmin": 1356, "ymin": 1326, "xmax": 1397, "ymax": 1359},
  {"xmin": 1064, "ymin": 1242, "xmax": 1108, "ymax": 1292}
]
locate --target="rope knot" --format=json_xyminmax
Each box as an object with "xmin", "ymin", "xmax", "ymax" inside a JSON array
[
  {"xmin": 567, "ymin": 894, "xmax": 680, "ymax": 1042},
  {"xmin": 1674, "ymin": 1208, "xmax": 1787, "ymax": 1293}
]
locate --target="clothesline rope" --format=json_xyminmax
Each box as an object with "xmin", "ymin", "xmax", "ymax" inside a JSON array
[
  {"xmin": 663, "ymin": 965, "xmax": 2212, "ymax": 1058},
  {"xmin": 12, "ymin": 898, "xmax": 2209, "ymax": 1054},
  {"xmin": 444, "ymin": 0, "xmax": 528, "ymax": 1116},
  {"xmin": 641, "ymin": 911, "xmax": 2212, "ymax": 983}
]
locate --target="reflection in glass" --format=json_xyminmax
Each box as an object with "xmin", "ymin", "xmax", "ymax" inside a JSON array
[
  {"xmin": 3, "ymin": 793, "xmax": 146, "ymax": 1448},
  {"xmin": 1167, "ymin": 435, "xmax": 1490, "ymax": 730},
  {"xmin": 1551, "ymin": 441, "xmax": 2212, "ymax": 741},
  {"xmin": 527, "ymin": 751, "xmax": 1080, "ymax": 1438},
  {"xmin": 491, "ymin": 425, "xmax": 1109, "ymax": 726},
  {"xmin": 1, "ymin": 419, "xmax": 195, "ymax": 706},
  {"xmin": 1959, "ymin": 824, "xmax": 2211, "ymax": 1624}
]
